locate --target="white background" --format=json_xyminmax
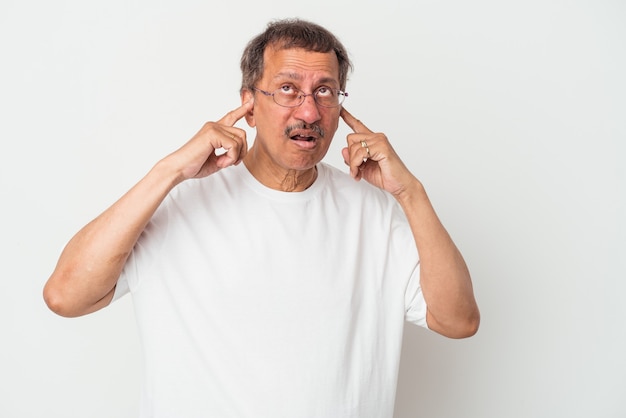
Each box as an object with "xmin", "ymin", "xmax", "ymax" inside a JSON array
[{"xmin": 1, "ymin": 0, "xmax": 624, "ymax": 417}]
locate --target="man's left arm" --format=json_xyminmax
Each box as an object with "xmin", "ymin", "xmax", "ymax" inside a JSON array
[{"xmin": 341, "ymin": 108, "xmax": 480, "ymax": 338}]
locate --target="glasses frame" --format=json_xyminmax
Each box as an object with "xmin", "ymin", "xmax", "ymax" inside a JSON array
[{"xmin": 252, "ymin": 87, "xmax": 348, "ymax": 108}]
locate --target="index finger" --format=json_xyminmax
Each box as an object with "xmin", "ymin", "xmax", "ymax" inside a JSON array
[
  {"xmin": 218, "ymin": 99, "xmax": 254, "ymax": 127},
  {"xmin": 340, "ymin": 107, "xmax": 372, "ymax": 134}
]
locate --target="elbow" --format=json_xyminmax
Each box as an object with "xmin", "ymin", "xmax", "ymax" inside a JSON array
[
  {"xmin": 442, "ymin": 316, "xmax": 480, "ymax": 339},
  {"xmin": 43, "ymin": 274, "xmax": 91, "ymax": 318},
  {"xmin": 453, "ymin": 307, "xmax": 481, "ymax": 339},
  {"xmin": 457, "ymin": 310, "xmax": 480, "ymax": 338},
  {"xmin": 43, "ymin": 272, "xmax": 115, "ymax": 317},
  {"xmin": 43, "ymin": 280, "xmax": 77, "ymax": 318},
  {"xmin": 428, "ymin": 307, "xmax": 481, "ymax": 339}
]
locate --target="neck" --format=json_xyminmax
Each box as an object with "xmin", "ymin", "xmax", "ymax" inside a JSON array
[
  {"xmin": 276, "ymin": 167, "xmax": 318, "ymax": 192},
  {"xmin": 243, "ymin": 151, "xmax": 318, "ymax": 192}
]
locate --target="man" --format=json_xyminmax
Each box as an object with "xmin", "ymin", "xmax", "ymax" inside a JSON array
[{"xmin": 44, "ymin": 18, "xmax": 479, "ymax": 417}]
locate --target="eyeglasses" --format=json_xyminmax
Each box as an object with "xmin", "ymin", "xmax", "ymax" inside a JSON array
[{"xmin": 252, "ymin": 86, "xmax": 348, "ymax": 108}]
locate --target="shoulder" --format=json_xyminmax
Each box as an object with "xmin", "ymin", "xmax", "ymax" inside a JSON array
[
  {"xmin": 153, "ymin": 166, "xmax": 245, "ymax": 221},
  {"xmin": 170, "ymin": 165, "xmax": 243, "ymax": 198},
  {"xmin": 319, "ymin": 163, "xmax": 395, "ymax": 204}
]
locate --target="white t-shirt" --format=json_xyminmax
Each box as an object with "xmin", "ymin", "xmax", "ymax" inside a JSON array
[{"xmin": 114, "ymin": 162, "xmax": 427, "ymax": 418}]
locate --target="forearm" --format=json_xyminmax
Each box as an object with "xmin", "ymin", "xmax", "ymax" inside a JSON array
[
  {"xmin": 44, "ymin": 102, "xmax": 252, "ymax": 317},
  {"xmin": 44, "ymin": 159, "xmax": 181, "ymax": 317},
  {"xmin": 395, "ymin": 179, "xmax": 480, "ymax": 338}
]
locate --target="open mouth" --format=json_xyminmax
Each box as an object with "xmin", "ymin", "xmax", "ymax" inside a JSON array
[
  {"xmin": 285, "ymin": 124, "xmax": 325, "ymax": 143},
  {"xmin": 290, "ymin": 134, "xmax": 317, "ymax": 142}
]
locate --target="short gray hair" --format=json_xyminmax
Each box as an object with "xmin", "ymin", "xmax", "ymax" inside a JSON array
[{"xmin": 240, "ymin": 18, "xmax": 352, "ymax": 92}]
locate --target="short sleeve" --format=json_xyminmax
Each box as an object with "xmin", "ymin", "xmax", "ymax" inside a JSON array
[
  {"xmin": 110, "ymin": 245, "xmax": 141, "ymax": 302},
  {"xmin": 109, "ymin": 192, "xmax": 172, "ymax": 304},
  {"xmin": 111, "ymin": 274, "xmax": 130, "ymax": 302},
  {"xmin": 404, "ymin": 263, "xmax": 429, "ymax": 328}
]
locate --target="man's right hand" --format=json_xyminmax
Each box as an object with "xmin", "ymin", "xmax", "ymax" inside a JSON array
[
  {"xmin": 166, "ymin": 99, "xmax": 254, "ymax": 182},
  {"xmin": 43, "ymin": 99, "xmax": 254, "ymax": 317}
]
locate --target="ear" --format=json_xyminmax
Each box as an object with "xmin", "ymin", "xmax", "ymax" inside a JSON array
[{"xmin": 241, "ymin": 90, "xmax": 256, "ymax": 127}]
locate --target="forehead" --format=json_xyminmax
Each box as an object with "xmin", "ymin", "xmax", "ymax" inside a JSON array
[{"xmin": 261, "ymin": 47, "xmax": 340, "ymax": 86}]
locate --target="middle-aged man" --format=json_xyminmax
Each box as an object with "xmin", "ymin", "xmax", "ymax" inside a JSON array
[{"xmin": 45, "ymin": 18, "xmax": 479, "ymax": 417}]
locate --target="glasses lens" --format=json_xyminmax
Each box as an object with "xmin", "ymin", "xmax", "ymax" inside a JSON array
[
  {"xmin": 314, "ymin": 88, "xmax": 337, "ymax": 107},
  {"xmin": 273, "ymin": 88, "xmax": 300, "ymax": 107},
  {"xmin": 271, "ymin": 87, "xmax": 346, "ymax": 108}
]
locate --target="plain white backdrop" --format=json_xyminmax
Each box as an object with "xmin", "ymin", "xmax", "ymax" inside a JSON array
[{"xmin": 1, "ymin": 0, "xmax": 624, "ymax": 417}]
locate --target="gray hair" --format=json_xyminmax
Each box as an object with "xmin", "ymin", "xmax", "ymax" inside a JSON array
[{"xmin": 240, "ymin": 18, "xmax": 353, "ymax": 92}]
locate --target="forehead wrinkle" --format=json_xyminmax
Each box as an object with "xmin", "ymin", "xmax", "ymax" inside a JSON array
[
  {"xmin": 262, "ymin": 48, "xmax": 341, "ymax": 89},
  {"xmin": 273, "ymin": 71, "xmax": 302, "ymax": 81}
]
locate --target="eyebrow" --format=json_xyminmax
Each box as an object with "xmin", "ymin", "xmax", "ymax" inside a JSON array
[{"xmin": 272, "ymin": 72, "xmax": 339, "ymax": 87}]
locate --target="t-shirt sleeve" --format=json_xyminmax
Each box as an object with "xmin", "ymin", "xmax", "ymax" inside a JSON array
[
  {"xmin": 110, "ymin": 240, "xmax": 143, "ymax": 303},
  {"xmin": 404, "ymin": 263, "xmax": 428, "ymax": 328},
  {"xmin": 109, "ymin": 193, "xmax": 172, "ymax": 303},
  {"xmin": 111, "ymin": 274, "xmax": 130, "ymax": 302},
  {"xmin": 388, "ymin": 200, "xmax": 429, "ymax": 329}
]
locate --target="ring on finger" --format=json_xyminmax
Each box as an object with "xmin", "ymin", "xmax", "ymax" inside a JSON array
[
  {"xmin": 360, "ymin": 140, "xmax": 370, "ymax": 162},
  {"xmin": 363, "ymin": 146, "xmax": 371, "ymax": 163}
]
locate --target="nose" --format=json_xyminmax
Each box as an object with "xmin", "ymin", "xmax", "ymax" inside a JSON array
[{"xmin": 292, "ymin": 94, "xmax": 321, "ymax": 124}]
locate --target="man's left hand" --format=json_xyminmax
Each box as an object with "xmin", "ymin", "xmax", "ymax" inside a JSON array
[{"xmin": 341, "ymin": 107, "xmax": 419, "ymax": 199}]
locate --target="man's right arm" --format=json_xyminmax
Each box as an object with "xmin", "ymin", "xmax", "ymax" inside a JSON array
[
  {"xmin": 43, "ymin": 101, "xmax": 253, "ymax": 317},
  {"xmin": 43, "ymin": 162, "xmax": 181, "ymax": 317}
]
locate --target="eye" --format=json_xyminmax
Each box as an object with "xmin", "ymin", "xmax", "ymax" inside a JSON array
[
  {"xmin": 315, "ymin": 86, "xmax": 334, "ymax": 97},
  {"xmin": 278, "ymin": 85, "xmax": 297, "ymax": 95}
]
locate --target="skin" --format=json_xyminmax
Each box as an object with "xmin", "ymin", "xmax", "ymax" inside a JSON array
[
  {"xmin": 241, "ymin": 47, "xmax": 341, "ymax": 191},
  {"xmin": 44, "ymin": 46, "xmax": 479, "ymax": 338},
  {"xmin": 340, "ymin": 109, "xmax": 479, "ymax": 338}
]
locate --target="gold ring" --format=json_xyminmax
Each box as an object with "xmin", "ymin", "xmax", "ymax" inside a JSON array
[{"xmin": 360, "ymin": 140, "xmax": 367, "ymax": 148}]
